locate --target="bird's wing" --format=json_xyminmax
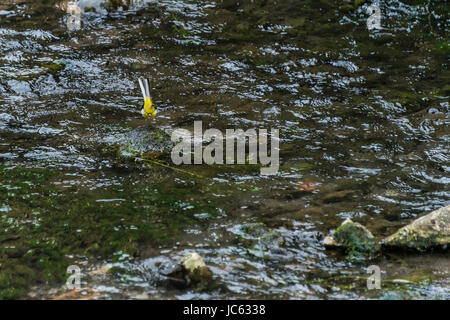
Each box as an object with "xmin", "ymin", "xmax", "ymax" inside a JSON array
[
  {"xmin": 138, "ymin": 78, "xmax": 146, "ymax": 100},
  {"xmin": 144, "ymin": 78, "xmax": 151, "ymax": 99}
]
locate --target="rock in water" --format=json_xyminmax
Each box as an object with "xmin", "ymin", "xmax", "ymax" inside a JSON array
[
  {"xmin": 116, "ymin": 126, "xmax": 173, "ymax": 156},
  {"xmin": 159, "ymin": 253, "xmax": 212, "ymax": 289},
  {"xmin": 325, "ymin": 218, "xmax": 380, "ymax": 262},
  {"xmin": 323, "ymin": 235, "xmax": 339, "ymax": 247},
  {"xmin": 159, "ymin": 261, "xmax": 188, "ymax": 289},
  {"xmin": 180, "ymin": 252, "xmax": 212, "ymax": 285},
  {"xmin": 383, "ymin": 205, "xmax": 450, "ymax": 251},
  {"xmin": 102, "ymin": 126, "xmax": 174, "ymax": 165},
  {"xmin": 237, "ymin": 223, "xmax": 285, "ymax": 259}
]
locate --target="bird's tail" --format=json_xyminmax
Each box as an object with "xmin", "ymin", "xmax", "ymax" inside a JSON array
[{"xmin": 138, "ymin": 77, "xmax": 151, "ymax": 99}]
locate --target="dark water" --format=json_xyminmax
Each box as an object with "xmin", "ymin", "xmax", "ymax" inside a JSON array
[{"xmin": 0, "ymin": 0, "xmax": 449, "ymax": 299}]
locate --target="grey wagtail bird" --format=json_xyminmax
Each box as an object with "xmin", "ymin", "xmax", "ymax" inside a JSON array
[{"xmin": 138, "ymin": 77, "xmax": 156, "ymax": 118}]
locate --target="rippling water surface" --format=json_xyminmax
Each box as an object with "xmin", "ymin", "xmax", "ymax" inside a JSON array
[{"xmin": 0, "ymin": 0, "xmax": 448, "ymax": 299}]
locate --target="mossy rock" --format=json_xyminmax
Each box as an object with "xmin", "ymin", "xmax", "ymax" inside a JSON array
[
  {"xmin": 383, "ymin": 205, "xmax": 450, "ymax": 252},
  {"xmin": 103, "ymin": 126, "xmax": 174, "ymax": 163},
  {"xmin": 237, "ymin": 223, "xmax": 285, "ymax": 258},
  {"xmin": 327, "ymin": 218, "xmax": 380, "ymax": 262}
]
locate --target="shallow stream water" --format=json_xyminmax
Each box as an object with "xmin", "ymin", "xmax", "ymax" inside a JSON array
[{"xmin": 0, "ymin": 0, "xmax": 448, "ymax": 299}]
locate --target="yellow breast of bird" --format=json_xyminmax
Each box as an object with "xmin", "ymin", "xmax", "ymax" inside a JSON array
[{"xmin": 143, "ymin": 97, "xmax": 156, "ymax": 118}]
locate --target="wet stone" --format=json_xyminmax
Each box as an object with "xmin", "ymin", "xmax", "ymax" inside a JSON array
[
  {"xmin": 237, "ymin": 223, "xmax": 285, "ymax": 259},
  {"xmin": 180, "ymin": 252, "xmax": 212, "ymax": 284},
  {"xmin": 102, "ymin": 126, "xmax": 174, "ymax": 163},
  {"xmin": 323, "ymin": 235, "xmax": 339, "ymax": 247},
  {"xmin": 383, "ymin": 205, "xmax": 450, "ymax": 252},
  {"xmin": 159, "ymin": 261, "xmax": 188, "ymax": 289},
  {"xmin": 322, "ymin": 190, "xmax": 357, "ymax": 203},
  {"xmin": 159, "ymin": 253, "xmax": 212, "ymax": 290},
  {"xmin": 325, "ymin": 218, "xmax": 381, "ymax": 262}
]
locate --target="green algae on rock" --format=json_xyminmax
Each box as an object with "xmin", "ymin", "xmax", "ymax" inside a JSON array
[
  {"xmin": 325, "ymin": 218, "xmax": 381, "ymax": 262},
  {"xmin": 103, "ymin": 126, "xmax": 174, "ymax": 163},
  {"xmin": 383, "ymin": 205, "xmax": 450, "ymax": 252}
]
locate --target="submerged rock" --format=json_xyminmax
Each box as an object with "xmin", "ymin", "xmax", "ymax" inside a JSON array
[
  {"xmin": 102, "ymin": 126, "xmax": 174, "ymax": 164},
  {"xmin": 159, "ymin": 252, "xmax": 212, "ymax": 289},
  {"xmin": 237, "ymin": 222, "xmax": 285, "ymax": 259},
  {"xmin": 325, "ymin": 218, "xmax": 380, "ymax": 262},
  {"xmin": 322, "ymin": 190, "xmax": 357, "ymax": 203},
  {"xmin": 1, "ymin": 57, "xmax": 65, "ymax": 82},
  {"xmin": 383, "ymin": 205, "xmax": 450, "ymax": 251},
  {"xmin": 180, "ymin": 252, "xmax": 212, "ymax": 284},
  {"xmin": 239, "ymin": 222, "xmax": 267, "ymax": 238},
  {"xmin": 159, "ymin": 261, "xmax": 188, "ymax": 289},
  {"xmin": 323, "ymin": 235, "xmax": 339, "ymax": 247}
]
